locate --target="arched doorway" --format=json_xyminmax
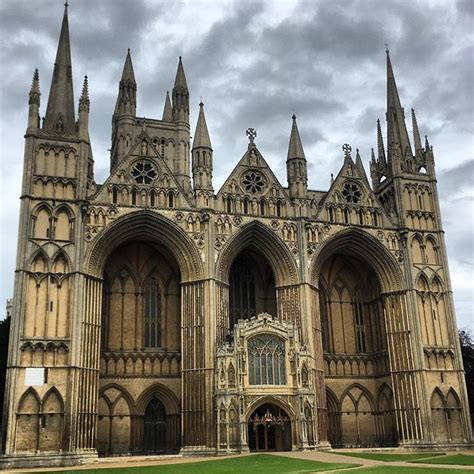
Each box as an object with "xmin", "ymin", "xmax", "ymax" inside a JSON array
[
  {"xmin": 248, "ymin": 403, "xmax": 291, "ymax": 451},
  {"xmin": 144, "ymin": 398, "xmax": 167, "ymax": 453}
]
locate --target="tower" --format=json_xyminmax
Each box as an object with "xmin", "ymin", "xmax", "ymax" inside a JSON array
[{"xmin": 192, "ymin": 101, "xmax": 213, "ymax": 207}]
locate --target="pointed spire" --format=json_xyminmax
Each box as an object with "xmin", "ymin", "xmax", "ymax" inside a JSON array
[
  {"xmin": 425, "ymin": 135, "xmax": 430, "ymax": 151},
  {"xmin": 172, "ymin": 56, "xmax": 189, "ymax": 122},
  {"xmin": 29, "ymin": 69, "xmax": 40, "ymax": 105},
  {"xmin": 174, "ymin": 56, "xmax": 188, "ymax": 90},
  {"xmin": 355, "ymin": 148, "xmax": 369, "ymax": 181},
  {"xmin": 386, "ymin": 49, "xmax": 412, "ymax": 158},
  {"xmin": 371, "ymin": 147, "xmax": 376, "ymax": 163},
  {"xmin": 411, "ymin": 108, "xmax": 422, "ymax": 152},
  {"xmin": 162, "ymin": 91, "xmax": 173, "ymax": 121},
  {"xmin": 287, "ymin": 114, "xmax": 306, "ymax": 160},
  {"xmin": 44, "ymin": 3, "xmax": 75, "ymax": 134},
  {"xmin": 193, "ymin": 101, "xmax": 212, "ymax": 149},
  {"xmin": 114, "ymin": 49, "xmax": 137, "ymax": 116},
  {"xmin": 79, "ymin": 75, "xmax": 89, "ymax": 112},
  {"xmin": 377, "ymin": 119, "xmax": 386, "ymax": 164},
  {"xmin": 121, "ymin": 48, "xmax": 136, "ymax": 83}
]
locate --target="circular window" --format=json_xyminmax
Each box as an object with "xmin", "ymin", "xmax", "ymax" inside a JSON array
[
  {"xmin": 242, "ymin": 171, "xmax": 265, "ymax": 194},
  {"xmin": 342, "ymin": 182, "xmax": 362, "ymax": 203},
  {"xmin": 131, "ymin": 161, "xmax": 157, "ymax": 184}
]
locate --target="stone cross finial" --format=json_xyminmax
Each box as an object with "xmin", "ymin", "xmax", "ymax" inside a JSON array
[
  {"xmin": 246, "ymin": 128, "xmax": 257, "ymax": 144},
  {"xmin": 342, "ymin": 143, "xmax": 352, "ymax": 157}
]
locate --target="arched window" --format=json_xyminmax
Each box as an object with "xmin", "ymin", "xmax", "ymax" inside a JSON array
[
  {"xmin": 248, "ymin": 334, "xmax": 286, "ymax": 385},
  {"xmin": 131, "ymin": 189, "xmax": 137, "ymax": 205},
  {"xmin": 243, "ymin": 198, "xmax": 249, "ymax": 214},
  {"xmin": 112, "ymin": 187, "xmax": 118, "ymax": 204},
  {"xmin": 229, "ymin": 258, "xmax": 255, "ymax": 328},
  {"xmin": 319, "ymin": 286, "xmax": 330, "ymax": 351},
  {"xmin": 101, "ymin": 281, "xmax": 109, "ymax": 350},
  {"xmin": 276, "ymin": 201, "xmax": 282, "ymax": 217},
  {"xmin": 354, "ymin": 292, "xmax": 366, "ymax": 353},
  {"xmin": 260, "ymin": 199, "xmax": 265, "ymax": 216},
  {"xmin": 144, "ymin": 276, "xmax": 161, "ymax": 348},
  {"xmin": 168, "ymin": 191, "xmax": 174, "ymax": 208},
  {"xmin": 150, "ymin": 190, "xmax": 156, "ymax": 207},
  {"xmin": 226, "ymin": 196, "xmax": 232, "ymax": 213}
]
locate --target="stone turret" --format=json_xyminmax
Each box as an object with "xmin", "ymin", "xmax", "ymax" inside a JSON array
[{"xmin": 286, "ymin": 114, "xmax": 307, "ymax": 198}]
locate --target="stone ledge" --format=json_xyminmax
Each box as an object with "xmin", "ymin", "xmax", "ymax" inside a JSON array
[{"xmin": 0, "ymin": 451, "xmax": 98, "ymax": 470}]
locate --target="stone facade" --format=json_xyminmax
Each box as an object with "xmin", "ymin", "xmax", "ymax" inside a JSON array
[{"xmin": 1, "ymin": 4, "xmax": 472, "ymax": 468}]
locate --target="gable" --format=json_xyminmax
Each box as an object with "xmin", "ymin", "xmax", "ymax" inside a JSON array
[
  {"xmin": 216, "ymin": 144, "xmax": 289, "ymax": 202},
  {"xmin": 317, "ymin": 155, "xmax": 395, "ymax": 227},
  {"xmin": 91, "ymin": 131, "xmax": 194, "ymax": 208}
]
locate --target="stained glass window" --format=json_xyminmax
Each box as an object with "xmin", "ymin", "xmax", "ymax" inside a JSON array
[{"xmin": 248, "ymin": 334, "xmax": 286, "ymax": 385}]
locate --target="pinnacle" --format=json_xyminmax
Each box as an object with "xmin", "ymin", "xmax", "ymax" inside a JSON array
[
  {"xmin": 411, "ymin": 108, "xmax": 422, "ymax": 152},
  {"xmin": 173, "ymin": 56, "xmax": 188, "ymax": 90},
  {"xmin": 121, "ymin": 48, "xmax": 136, "ymax": 83},
  {"xmin": 193, "ymin": 101, "xmax": 212, "ymax": 149},
  {"xmin": 44, "ymin": 3, "xmax": 75, "ymax": 133},
  {"xmin": 162, "ymin": 90, "xmax": 173, "ymax": 121},
  {"xmin": 355, "ymin": 148, "xmax": 368, "ymax": 181},
  {"xmin": 81, "ymin": 75, "xmax": 89, "ymax": 99},
  {"xmin": 287, "ymin": 114, "xmax": 305, "ymax": 160}
]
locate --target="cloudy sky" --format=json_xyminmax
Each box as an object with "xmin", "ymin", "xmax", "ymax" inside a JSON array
[{"xmin": 0, "ymin": 0, "xmax": 472, "ymax": 329}]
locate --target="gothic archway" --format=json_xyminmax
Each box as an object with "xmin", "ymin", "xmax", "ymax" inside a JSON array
[{"xmin": 247, "ymin": 403, "xmax": 292, "ymax": 451}]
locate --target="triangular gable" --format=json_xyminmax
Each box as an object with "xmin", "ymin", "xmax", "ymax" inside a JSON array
[
  {"xmin": 217, "ymin": 143, "xmax": 289, "ymax": 200},
  {"xmin": 316, "ymin": 154, "xmax": 395, "ymax": 227},
  {"xmin": 91, "ymin": 130, "xmax": 194, "ymax": 208}
]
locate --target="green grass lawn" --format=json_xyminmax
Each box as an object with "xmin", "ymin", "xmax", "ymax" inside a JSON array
[
  {"xmin": 352, "ymin": 467, "xmax": 474, "ymax": 474},
  {"xmin": 31, "ymin": 454, "xmax": 358, "ymax": 474},
  {"xmin": 337, "ymin": 452, "xmax": 445, "ymax": 462},
  {"xmin": 410, "ymin": 453, "xmax": 474, "ymax": 466}
]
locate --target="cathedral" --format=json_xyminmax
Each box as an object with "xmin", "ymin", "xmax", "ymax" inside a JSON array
[{"xmin": 1, "ymin": 4, "xmax": 472, "ymax": 468}]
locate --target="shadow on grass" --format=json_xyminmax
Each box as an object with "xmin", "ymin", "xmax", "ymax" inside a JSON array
[
  {"xmin": 336, "ymin": 452, "xmax": 445, "ymax": 462},
  {"xmin": 410, "ymin": 453, "xmax": 474, "ymax": 466}
]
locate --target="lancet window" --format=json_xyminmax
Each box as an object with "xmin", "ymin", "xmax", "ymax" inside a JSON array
[
  {"xmin": 248, "ymin": 334, "xmax": 286, "ymax": 385},
  {"xmin": 229, "ymin": 259, "xmax": 256, "ymax": 328},
  {"xmin": 144, "ymin": 276, "xmax": 161, "ymax": 348}
]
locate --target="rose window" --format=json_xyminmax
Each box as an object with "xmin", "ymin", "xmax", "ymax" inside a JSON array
[
  {"xmin": 242, "ymin": 171, "xmax": 265, "ymax": 194},
  {"xmin": 131, "ymin": 161, "xmax": 157, "ymax": 184},
  {"xmin": 342, "ymin": 182, "xmax": 362, "ymax": 203}
]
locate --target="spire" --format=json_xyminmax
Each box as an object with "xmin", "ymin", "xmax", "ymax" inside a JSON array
[
  {"xmin": 162, "ymin": 91, "xmax": 173, "ymax": 121},
  {"xmin": 386, "ymin": 49, "xmax": 412, "ymax": 158},
  {"xmin": 29, "ymin": 69, "xmax": 40, "ymax": 105},
  {"xmin": 286, "ymin": 114, "xmax": 307, "ymax": 199},
  {"xmin": 78, "ymin": 76, "xmax": 90, "ymax": 140},
  {"xmin": 355, "ymin": 148, "xmax": 368, "ymax": 181},
  {"xmin": 371, "ymin": 147, "xmax": 376, "ymax": 163},
  {"xmin": 27, "ymin": 69, "xmax": 41, "ymax": 130},
  {"xmin": 79, "ymin": 75, "xmax": 89, "ymax": 112},
  {"xmin": 121, "ymin": 48, "xmax": 135, "ymax": 83},
  {"xmin": 172, "ymin": 56, "xmax": 189, "ymax": 122},
  {"xmin": 425, "ymin": 135, "xmax": 430, "ymax": 152},
  {"xmin": 377, "ymin": 119, "xmax": 386, "ymax": 164},
  {"xmin": 193, "ymin": 101, "xmax": 212, "ymax": 149},
  {"xmin": 44, "ymin": 4, "xmax": 75, "ymax": 134},
  {"xmin": 411, "ymin": 108, "xmax": 422, "ymax": 152},
  {"xmin": 287, "ymin": 114, "xmax": 306, "ymax": 160},
  {"xmin": 174, "ymin": 56, "xmax": 188, "ymax": 90},
  {"xmin": 114, "ymin": 49, "xmax": 137, "ymax": 116}
]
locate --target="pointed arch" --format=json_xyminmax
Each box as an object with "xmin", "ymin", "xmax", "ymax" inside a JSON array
[
  {"xmin": 416, "ymin": 272, "xmax": 430, "ymax": 291},
  {"xmin": 424, "ymin": 235, "xmax": 439, "ymax": 265},
  {"xmin": 410, "ymin": 234, "xmax": 424, "ymax": 263},
  {"xmin": 51, "ymin": 250, "xmax": 71, "ymax": 274},
  {"xmin": 30, "ymin": 248, "xmax": 49, "ymax": 273},
  {"xmin": 216, "ymin": 220, "xmax": 297, "ymax": 286},
  {"xmin": 310, "ymin": 228, "xmax": 403, "ymax": 293},
  {"xmin": 85, "ymin": 210, "xmax": 203, "ymax": 282},
  {"xmin": 42, "ymin": 386, "xmax": 64, "ymax": 413}
]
